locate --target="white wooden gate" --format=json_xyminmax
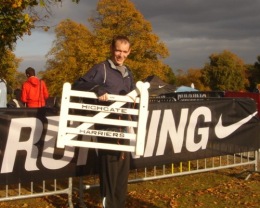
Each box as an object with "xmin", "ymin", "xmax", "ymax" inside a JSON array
[{"xmin": 57, "ymin": 81, "xmax": 150, "ymax": 155}]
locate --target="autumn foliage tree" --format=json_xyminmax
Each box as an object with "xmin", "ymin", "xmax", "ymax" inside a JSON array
[
  {"xmin": 89, "ymin": 0, "xmax": 175, "ymax": 83},
  {"xmin": 201, "ymin": 50, "xmax": 249, "ymax": 91},
  {"xmin": 43, "ymin": 0, "xmax": 175, "ymax": 96},
  {"xmin": 0, "ymin": 0, "xmax": 79, "ymax": 55},
  {"xmin": 0, "ymin": 49, "xmax": 22, "ymax": 89},
  {"xmin": 43, "ymin": 20, "xmax": 96, "ymax": 96},
  {"xmin": 246, "ymin": 56, "xmax": 260, "ymax": 91},
  {"xmin": 0, "ymin": 0, "xmax": 81, "ymax": 93},
  {"xmin": 175, "ymin": 68, "xmax": 210, "ymax": 91},
  {"xmin": 0, "ymin": 0, "xmax": 37, "ymax": 53}
]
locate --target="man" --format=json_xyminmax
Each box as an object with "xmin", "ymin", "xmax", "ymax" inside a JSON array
[
  {"xmin": 73, "ymin": 35, "xmax": 135, "ymax": 208},
  {"xmin": 21, "ymin": 67, "xmax": 49, "ymax": 107}
]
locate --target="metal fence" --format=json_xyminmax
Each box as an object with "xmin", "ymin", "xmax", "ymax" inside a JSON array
[
  {"xmin": 77, "ymin": 150, "xmax": 259, "ymax": 207},
  {"xmin": 0, "ymin": 178, "xmax": 74, "ymax": 208},
  {"xmin": 0, "ymin": 151, "xmax": 258, "ymax": 208}
]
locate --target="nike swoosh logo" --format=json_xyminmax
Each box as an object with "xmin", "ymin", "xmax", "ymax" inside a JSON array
[
  {"xmin": 215, "ymin": 111, "xmax": 257, "ymax": 139},
  {"xmin": 159, "ymin": 85, "xmax": 165, "ymax": 88}
]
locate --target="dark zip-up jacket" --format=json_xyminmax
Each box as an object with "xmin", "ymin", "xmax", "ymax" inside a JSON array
[
  {"xmin": 72, "ymin": 59, "xmax": 136, "ymax": 134},
  {"xmin": 72, "ymin": 59, "xmax": 135, "ymax": 96}
]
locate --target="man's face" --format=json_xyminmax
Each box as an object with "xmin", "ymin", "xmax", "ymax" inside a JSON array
[{"xmin": 111, "ymin": 40, "xmax": 131, "ymax": 66}]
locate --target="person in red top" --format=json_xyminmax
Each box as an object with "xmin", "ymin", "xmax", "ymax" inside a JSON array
[{"xmin": 21, "ymin": 67, "xmax": 49, "ymax": 108}]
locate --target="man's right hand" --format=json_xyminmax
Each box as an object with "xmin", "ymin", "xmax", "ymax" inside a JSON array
[{"xmin": 98, "ymin": 93, "xmax": 109, "ymax": 101}]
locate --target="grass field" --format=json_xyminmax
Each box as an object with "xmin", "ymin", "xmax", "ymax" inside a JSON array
[{"xmin": 0, "ymin": 165, "xmax": 259, "ymax": 208}]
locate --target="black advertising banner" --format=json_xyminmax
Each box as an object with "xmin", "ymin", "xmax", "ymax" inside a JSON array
[
  {"xmin": 0, "ymin": 98, "xmax": 259, "ymax": 185},
  {"xmin": 132, "ymin": 98, "xmax": 260, "ymax": 168},
  {"xmin": 225, "ymin": 91, "xmax": 260, "ymax": 117},
  {"xmin": 153, "ymin": 91, "xmax": 225, "ymax": 101}
]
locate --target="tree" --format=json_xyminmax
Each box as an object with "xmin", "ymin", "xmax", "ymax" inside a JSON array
[
  {"xmin": 89, "ymin": 0, "xmax": 175, "ymax": 83},
  {"xmin": 43, "ymin": 19, "xmax": 96, "ymax": 96},
  {"xmin": 14, "ymin": 71, "xmax": 27, "ymax": 89},
  {"xmin": 0, "ymin": 49, "xmax": 22, "ymax": 89},
  {"xmin": 43, "ymin": 0, "xmax": 176, "ymax": 96},
  {"xmin": 201, "ymin": 50, "xmax": 248, "ymax": 91},
  {"xmin": 0, "ymin": 0, "xmax": 79, "ymax": 54},
  {"xmin": 246, "ymin": 56, "xmax": 260, "ymax": 92},
  {"xmin": 175, "ymin": 68, "xmax": 209, "ymax": 91},
  {"xmin": 0, "ymin": 0, "xmax": 37, "ymax": 53}
]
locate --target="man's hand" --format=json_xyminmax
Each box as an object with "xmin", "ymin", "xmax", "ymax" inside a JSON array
[{"xmin": 98, "ymin": 93, "xmax": 109, "ymax": 101}]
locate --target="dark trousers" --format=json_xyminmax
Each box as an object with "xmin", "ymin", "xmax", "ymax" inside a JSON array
[{"xmin": 98, "ymin": 149, "xmax": 130, "ymax": 208}]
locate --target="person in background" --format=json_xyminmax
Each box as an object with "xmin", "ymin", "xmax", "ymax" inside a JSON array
[
  {"xmin": 21, "ymin": 67, "xmax": 49, "ymax": 108},
  {"xmin": 256, "ymin": 84, "xmax": 260, "ymax": 93},
  {"xmin": 0, "ymin": 78, "xmax": 7, "ymax": 107},
  {"xmin": 7, "ymin": 88, "xmax": 25, "ymax": 108},
  {"xmin": 72, "ymin": 35, "xmax": 135, "ymax": 208}
]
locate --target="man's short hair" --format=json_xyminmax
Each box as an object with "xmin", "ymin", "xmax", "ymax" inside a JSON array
[
  {"xmin": 25, "ymin": 67, "xmax": 35, "ymax": 77},
  {"xmin": 111, "ymin": 35, "xmax": 131, "ymax": 49}
]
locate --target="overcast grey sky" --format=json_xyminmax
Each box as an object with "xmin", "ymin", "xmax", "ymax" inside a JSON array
[{"xmin": 15, "ymin": 0, "xmax": 260, "ymax": 73}]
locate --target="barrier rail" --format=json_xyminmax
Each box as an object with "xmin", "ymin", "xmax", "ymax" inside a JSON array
[
  {"xmin": 77, "ymin": 150, "xmax": 258, "ymax": 207},
  {"xmin": 0, "ymin": 151, "xmax": 258, "ymax": 207},
  {"xmin": 0, "ymin": 93, "xmax": 259, "ymax": 207},
  {"xmin": 0, "ymin": 178, "xmax": 73, "ymax": 207}
]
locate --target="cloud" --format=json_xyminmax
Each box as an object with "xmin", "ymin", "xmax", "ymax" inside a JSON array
[
  {"xmin": 165, "ymin": 37, "xmax": 260, "ymax": 70},
  {"xmin": 51, "ymin": 0, "xmax": 96, "ymax": 24},
  {"xmin": 18, "ymin": 55, "xmax": 46, "ymax": 72},
  {"xmin": 14, "ymin": 0, "xmax": 260, "ymax": 73},
  {"xmin": 131, "ymin": 0, "xmax": 260, "ymax": 69},
  {"xmin": 15, "ymin": 31, "xmax": 53, "ymax": 72}
]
